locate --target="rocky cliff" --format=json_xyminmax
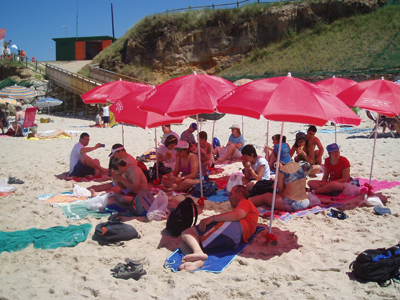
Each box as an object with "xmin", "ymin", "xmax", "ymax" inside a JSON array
[{"xmin": 98, "ymin": 0, "xmax": 385, "ymax": 80}]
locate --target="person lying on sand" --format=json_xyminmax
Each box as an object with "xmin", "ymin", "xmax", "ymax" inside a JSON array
[
  {"xmin": 213, "ymin": 124, "xmax": 244, "ymax": 162},
  {"xmin": 91, "ymin": 157, "xmax": 148, "ymax": 207},
  {"xmin": 178, "ymin": 185, "xmax": 258, "ymax": 272},
  {"xmin": 27, "ymin": 129, "xmax": 76, "ymax": 139},
  {"xmin": 69, "ymin": 132, "xmax": 109, "ymax": 178},
  {"xmin": 308, "ymin": 143, "xmax": 351, "ymax": 195}
]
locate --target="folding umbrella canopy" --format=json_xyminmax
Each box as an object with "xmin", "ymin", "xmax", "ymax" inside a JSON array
[
  {"xmin": 337, "ymin": 77, "xmax": 400, "ymax": 197},
  {"xmin": 110, "ymin": 85, "xmax": 186, "ymax": 180},
  {"xmin": 139, "ymin": 71, "xmax": 236, "ymax": 199},
  {"xmin": 217, "ymin": 73, "xmax": 361, "ymax": 240},
  {"xmin": 314, "ymin": 76, "xmax": 357, "ymax": 96},
  {"xmin": 81, "ymin": 80, "xmax": 149, "ymax": 104},
  {"xmin": 35, "ymin": 98, "xmax": 63, "ymax": 119},
  {"xmin": 0, "ymin": 85, "xmax": 37, "ymax": 99}
]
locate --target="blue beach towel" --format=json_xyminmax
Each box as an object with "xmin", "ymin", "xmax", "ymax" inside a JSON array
[
  {"xmin": 164, "ymin": 226, "xmax": 265, "ymax": 273},
  {"xmin": 202, "ymin": 189, "xmax": 229, "ymax": 203}
]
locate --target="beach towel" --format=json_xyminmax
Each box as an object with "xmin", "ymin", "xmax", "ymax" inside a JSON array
[
  {"xmin": 164, "ymin": 226, "xmax": 265, "ymax": 273},
  {"xmin": 66, "ymin": 173, "xmax": 104, "ymax": 182},
  {"xmin": 0, "ymin": 223, "xmax": 92, "ymax": 253},
  {"xmin": 0, "ymin": 192, "xmax": 13, "ymax": 198},
  {"xmin": 60, "ymin": 204, "xmax": 106, "ymax": 220},
  {"xmin": 205, "ymin": 189, "xmax": 229, "ymax": 203},
  {"xmin": 356, "ymin": 178, "xmax": 400, "ymax": 194}
]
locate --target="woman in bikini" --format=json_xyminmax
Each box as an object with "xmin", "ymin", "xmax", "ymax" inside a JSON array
[
  {"xmin": 161, "ymin": 140, "xmax": 200, "ymax": 192},
  {"xmin": 250, "ymin": 143, "xmax": 312, "ymax": 212}
]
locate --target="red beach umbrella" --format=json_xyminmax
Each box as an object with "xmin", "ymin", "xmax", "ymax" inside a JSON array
[
  {"xmin": 81, "ymin": 80, "xmax": 149, "ymax": 104},
  {"xmin": 337, "ymin": 77, "xmax": 400, "ymax": 197},
  {"xmin": 139, "ymin": 71, "xmax": 236, "ymax": 117},
  {"xmin": 217, "ymin": 73, "xmax": 362, "ymax": 241},
  {"xmin": 314, "ymin": 76, "xmax": 357, "ymax": 96}
]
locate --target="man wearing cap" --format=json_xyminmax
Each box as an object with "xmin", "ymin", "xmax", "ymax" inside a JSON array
[
  {"xmin": 180, "ymin": 123, "xmax": 197, "ymax": 147},
  {"xmin": 69, "ymin": 133, "xmax": 109, "ymax": 178},
  {"xmin": 308, "ymin": 143, "xmax": 351, "ymax": 195},
  {"xmin": 108, "ymin": 143, "xmax": 137, "ymax": 165},
  {"xmin": 214, "ymin": 124, "xmax": 245, "ymax": 162},
  {"xmin": 178, "ymin": 185, "xmax": 258, "ymax": 272},
  {"xmin": 160, "ymin": 124, "xmax": 180, "ymax": 145},
  {"xmin": 305, "ymin": 125, "xmax": 324, "ymax": 165}
]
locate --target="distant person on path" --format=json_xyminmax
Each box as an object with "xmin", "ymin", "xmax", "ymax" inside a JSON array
[
  {"xmin": 102, "ymin": 105, "xmax": 110, "ymax": 128},
  {"xmin": 69, "ymin": 132, "xmax": 108, "ymax": 177},
  {"xmin": 160, "ymin": 124, "xmax": 179, "ymax": 145},
  {"xmin": 178, "ymin": 185, "xmax": 258, "ymax": 272},
  {"xmin": 19, "ymin": 49, "xmax": 26, "ymax": 62}
]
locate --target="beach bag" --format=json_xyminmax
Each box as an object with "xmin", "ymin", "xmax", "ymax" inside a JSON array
[
  {"xmin": 166, "ymin": 197, "xmax": 198, "ymax": 237},
  {"xmin": 343, "ymin": 182, "xmax": 360, "ymax": 196},
  {"xmin": 350, "ymin": 242, "xmax": 400, "ymax": 286},
  {"xmin": 0, "ymin": 178, "xmax": 17, "ymax": 193},
  {"xmin": 213, "ymin": 137, "xmax": 221, "ymax": 148},
  {"xmin": 226, "ymin": 173, "xmax": 244, "ymax": 194},
  {"xmin": 147, "ymin": 190, "xmax": 170, "ymax": 221},
  {"xmin": 148, "ymin": 162, "xmax": 173, "ymax": 181},
  {"xmin": 192, "ymin": 180, "xmax": 218, "ymax": 198},
  {"xmin": 72, "ymin": 184, "xmax": 91, "ymax": 197},
  {"xmin": 88, "ymin": 192, "xmax": 114, "ymax": 212},
  {"xmin": 137, "ymin": 161, "xmax": 151, "ymax": 183},
  {"xmin": 249, "ymin": 180, "xmax": 274, "ymax": 197},
  {"xmin": 93, "ymin": 214, "xmax": 139, "ymax": 245},
  {"xmin": 130, "ymin": 189, "xmax": 155, "ymax": 216}
]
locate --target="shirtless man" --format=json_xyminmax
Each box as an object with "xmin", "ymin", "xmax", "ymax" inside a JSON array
[
  {"xmin": 108, "ymin": 143, "xmax": 137, "ymax": 165},
  {"xmin": 305, "ymin": 125, "xmax": 324, "ymax": 165},
  {"xmin": 107, "ymin": 157, "xmax": 148, "ymax": 206}
]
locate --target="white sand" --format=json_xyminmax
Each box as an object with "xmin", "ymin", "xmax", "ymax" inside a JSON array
[{"xmin": 0, "ymin": 111, "xmax": 399, "ymax": 299}]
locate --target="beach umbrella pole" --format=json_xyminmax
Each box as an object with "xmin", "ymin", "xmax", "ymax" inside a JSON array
[
  {"xmin": 267, "ymin": 122, "xmax": 284, "ymax": 242},
  {"xmin": 266, "ymin": 120, "xmax": 270, "ymax": 160},
  {"xmin": 155, "ymin": 128, "xmax": 159, "ymax": 180},
  {"xmin": 366, "ymin": 115, "xmax": 379, "ymax": 197},
  {"xmin": 335, "ymin": 123, "xmax": 337, "ymax": 144},
  {"xmin": 196, "ymin": 115, "xmax": 204, "ymax": 199},
  {"xmin": 121, "ymin": 122, "xmax": 125, "ymax": 146}
]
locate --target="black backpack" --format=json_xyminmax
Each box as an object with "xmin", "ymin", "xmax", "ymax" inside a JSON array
[
  {"xmin": 166, "ymin": 197, "xmax": 198, "ymax": 237},
  {"xmin": 350, "ymin": 242, "xmax": 400, "ymax": 286},
  {"xmin": 249, "ymin": 180, "xmax": 275, "ymax": 197},
  {"xmin": 192, "ymin": 180, "xmax": 218, "ymax": 198},
  {"xmin": 92, "ymin": 213, "xmax": 139, "ymax": 245},
  {"xmin": 148, "ymin": 162, "xmax": 173, "ymax": 181}
]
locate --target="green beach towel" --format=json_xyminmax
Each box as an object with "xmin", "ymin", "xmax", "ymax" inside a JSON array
[{"xmin": 0, "ymin": 223, "xmax": 92, "ymax": 253}]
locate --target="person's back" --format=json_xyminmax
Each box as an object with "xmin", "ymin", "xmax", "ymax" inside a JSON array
[
  {"xmin": 124, "ymin": 163, "xmax": 148, "ymax": 193},
  {"xmin": 279, "ymin": 162, "xmax": 308, "ymax": 201}
]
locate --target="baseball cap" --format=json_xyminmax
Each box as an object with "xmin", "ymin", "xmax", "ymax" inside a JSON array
[
  {"xmin": 174, "ymin": 140, "xmax": 189, "ymax": 150},
  {"xmin": 109, "ymin": 144, "xmax": 125, "ymax": 157},
  {"xmin": 274, "ymin": 143, "xmax": 291, "ymax": 164},
  {"xmin": 326, "ymin": 143, "xmax": 340, "ymax": 153},
  {"xmin": 229, "ymin": 124, "xmax": 240, "ymax": 129},
  {"xmin": 295, "ymin": 132, "xmax": 306, "ymax": 140},
  {"xmin": 190, "ymin": 122, "xmax": 197, "ymax": 130}
]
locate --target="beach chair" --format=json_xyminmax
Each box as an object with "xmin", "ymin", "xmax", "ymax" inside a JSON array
[
  {"xmin": 366, "ymin": 110, "xmax": 395, "ymax": 138},
  {"xmin": 18, "ymin": 107, "xmax": 38, "ymax": 136}
]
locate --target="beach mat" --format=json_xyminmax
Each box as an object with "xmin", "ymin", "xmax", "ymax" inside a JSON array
[
  {"xmin": 66, "ymin": 173, "xmax": 105, "ymax": 182},
  {"xmin": 164, "ymin": 226, "xmax": 265, "ymax": 273},
  {"xmin": 0, "ymin": 224, "xmax": 92, "ymax": 253},
  {"xmin": 356, "ymin": 177, "xmax": 400, "ymax": 193}
]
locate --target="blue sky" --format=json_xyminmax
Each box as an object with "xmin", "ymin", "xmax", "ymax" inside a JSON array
[{"xmin": 1, "ymin": 0, "xmax": 263, "ymax": 62}]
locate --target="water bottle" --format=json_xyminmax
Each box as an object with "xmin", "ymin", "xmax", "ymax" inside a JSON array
[{"xmin": 204, "ymin": 168, "xmax": 209, "ymax": 181}]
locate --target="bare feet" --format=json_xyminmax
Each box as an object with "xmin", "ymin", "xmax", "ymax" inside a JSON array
[
  {"xmin": 182, "ymin": 253, "xmax": 208, "ymax": 263},
  {"xmin": 179, "ymin": 261, "xmax": 205, "ymax": 272}
]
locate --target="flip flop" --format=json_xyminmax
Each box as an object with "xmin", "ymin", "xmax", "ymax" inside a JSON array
[
  {"xmin": 374, "ymin": 206, "xmax": 391, "ymax": 215},
  {"xmin": 327, "ymin": 208, "xmax": 348, "ymax": 220},
  {"xmin": 112, "ymin": 265, "xmax": 146, "ymax": 280},
  {"xmin": 8, "ymin": 177, "xmax": 24, "ymax": 184}
]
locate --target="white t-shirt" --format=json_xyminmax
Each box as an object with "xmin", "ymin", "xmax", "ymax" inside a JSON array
[
  {"xmin": 102, "ymin": 106, "xmax": 109, "ymax": 117},
  {"xmin": 251, "ymin": 157, "xmax": 270, "ymax": 180},
  {"xmin": 157, "ymin": 144, "xmax": 177, "ymax": 168},
  {"xmin": 69, "ymin": 143, "xmax": 84, "ymax": 174},
  {"xmin": 95, "ymin": 114, "xmax": 102, "ymax": 125},
  {"xmin": 161, "ymin": 131, "xmax": 179, "ymax": 144}
]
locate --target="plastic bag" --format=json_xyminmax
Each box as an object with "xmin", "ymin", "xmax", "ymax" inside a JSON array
[
  {"xmin": 0, "ymin": 178, "xmax": 17, "ymax": 193},
  {"xmin": 226, "ymin": 173, "xmax": 244, "ymax": 194},
  {"xmin": 343, "ymin": 182, "xmax": 360, "ymax": 196},
  {"xmin": 147, "ymin": 190, "xmax": 170, "ymax": 221},
  {"xmin": 72, "ymin": 184, "xmax": 91, "ymax": 197},
  {"xmin": 359, "ymin": 195, "xmax": 384, "ymax": 207},
  {"xmin": 88, "ymin": 192, "xmax": 114, "ymax": 212},
  {"xmin": 307, "ymin": 191, "xmax": 321, "ymax": 207}
]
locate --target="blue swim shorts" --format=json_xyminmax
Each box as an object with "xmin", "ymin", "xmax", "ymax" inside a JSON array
[
  {"xmin": 69, "ymin": 160, "xmax": 95, "ymax": 177},
  {"xmin": 196, "ymin": 221, "xmax": 242, "ymax": 253}
]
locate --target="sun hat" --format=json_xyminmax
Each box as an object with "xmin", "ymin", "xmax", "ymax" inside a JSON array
[
  {"xmin": 274, "ymin": 143, "xmax": 291, "ymax": 164},
  {"xmin": 109, "ymin": 146, "xmax": 125, "ymax": 157},
  {"xmin": 229, "ymin": 124, "xmax": 240, "ymax": 129},
  {"xmin": 174, "ymin": 140, "xmax": 189, "ymax": 150},
  {"xmin": 190, "ymin": 122, "xmax": 197, "ymax": 130},
  {"xmin": 326, "ymin": 143, "xmax": 340, "ymax": 153},
  {"xmin": 295, "ymin": 132, "xmax": 306, "ymax": 140}
]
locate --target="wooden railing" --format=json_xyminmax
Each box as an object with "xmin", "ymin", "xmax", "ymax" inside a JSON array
[
  {"xmin": 88, "ymin": 64, "xmax": 152, "ymax": 85},
  {"xmin": 46, "ymin": 64, "xmax": 103, "ymax": 95}
]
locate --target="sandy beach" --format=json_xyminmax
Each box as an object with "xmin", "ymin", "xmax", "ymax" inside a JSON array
[{"xmin": 0, "ymin": 110, "xmax": 399, "ymax": 299}]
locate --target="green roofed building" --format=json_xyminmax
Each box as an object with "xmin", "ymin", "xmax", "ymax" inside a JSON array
[{"xmin": 52, "ymin": 36, "xmax": 114, "ymax": 61}]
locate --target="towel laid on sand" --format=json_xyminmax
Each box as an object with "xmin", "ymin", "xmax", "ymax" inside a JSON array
[
  {"xmin": 66, "ymin": 173, "xmax": 105, "ymax": 182},
  {"xmin": 0, "ymin": 192, "xmax": 13, "ymax": 198},
  {"xmin": 164, "ymin": 226, "xmax": 265, "ymax": 273},
  {"xmin": 356, "ymin": 177, "xmax": 400, "ymax": 193},
  {"xmin": 0, "ymin": 224, "xmax": 92, "ymax": 253}
]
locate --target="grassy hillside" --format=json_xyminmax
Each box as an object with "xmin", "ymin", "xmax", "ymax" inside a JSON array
[{"xmin": 218, "ymin": 4, "xmax": 400, "ymax": 80}]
